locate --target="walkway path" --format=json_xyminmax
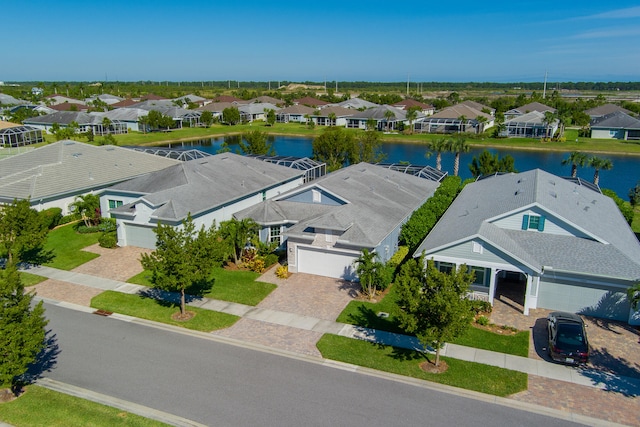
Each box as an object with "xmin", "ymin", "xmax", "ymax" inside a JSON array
[{"xmin": 23, "ymin": 264, "xmax": 640, "ymax": 396}]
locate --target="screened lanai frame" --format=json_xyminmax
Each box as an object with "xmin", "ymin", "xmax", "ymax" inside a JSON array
[{"xmin": 0, "ymin": 125, "xmax": 44, "ymax": 147}]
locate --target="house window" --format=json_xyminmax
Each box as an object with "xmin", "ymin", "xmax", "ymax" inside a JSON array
[
  {"xmin": 521, "ymin": 214, "xmax": 545, "ymax": 231},
  {"xmin": 468, "ymin": 266, "xmax": 487, "ymax": 287},
  {"xmin": 312, "ymin": 189, "xmax": 321, "ymax": 203},
  {"xmin": 108, "ymin": 200, "xmax": 123, "ymax": 209},
  {"xmin": 472, "ymin": 241, "xmax": 483, "ymax": 254},
  {"xmin": 269, "ymin": 226, "xmax": 281, "ymax": 244},
  {"xmin": 438, "ymin": 262, "xmax": 454, "ymax": 274}
]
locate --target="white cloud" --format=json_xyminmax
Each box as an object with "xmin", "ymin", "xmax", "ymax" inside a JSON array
[
  {"xmin": 571, "ymin": 27, "xmax": 640, "ymax": 39},
  {"xmin": 584, "ymin": 6, "xmax": 640, "ymax": 19}
]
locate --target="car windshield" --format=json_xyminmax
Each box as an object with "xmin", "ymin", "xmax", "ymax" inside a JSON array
[{"xmin": 556, "ymin": 323, "xmax": 586, "ymax": 351}]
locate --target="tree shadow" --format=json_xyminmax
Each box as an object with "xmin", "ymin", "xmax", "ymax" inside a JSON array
[
  {"xmin": 588, "ymin": 347, "xmax": 640, "ymax": 380},
  {"xmin": 19, "ymin": 329, "xmax": 60, "ymax": 385},
  {"xmin": 20, "ymin": 247, "xmax": 55, "ymax": 266},
  {"xmin": 337, "ymin": 280, "xmax": 360, "ymax": 298},
  {"xmin": 347, "ymin": 304, "xmax": 404, "ymax": 335},
  {"xmin": 388, "ymin": 345, "xmax": 429, "ymax": 362},
  {"xmin": 579, "ymin": 291, "xmax": 630, "ymax": 323},
  {"xmin": 137, "ymin": 278, "xmax": 214, "ymax": 308}
]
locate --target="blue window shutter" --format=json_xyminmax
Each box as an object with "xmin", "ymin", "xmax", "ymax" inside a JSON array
[
  {"xmin": 538, "ymin": 216, "xmax": 546, "ymax": 231},
  {"xmin": 521, "ymin": 215, "xmax": 529, "ymax": 230}
]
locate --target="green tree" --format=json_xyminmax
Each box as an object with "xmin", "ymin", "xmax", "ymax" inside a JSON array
[
  {"xmin": 70, "ymin": 193, "xmax": 101, "ymax": 227},
  {"xmin": 588, "ymin": 156, "xmax": 613, "ymax": 186},
  {"xmin": 629, "ymin": 181, "xmax": 640, "ymax": 206},
  {"xmin": 218, "ymin": 218, "xmax": 259, "ymax": 265},
  {"xmin": 405, "ymin": 107, "xmax": 419, "ymax": 132},
  {"xmin": 356, "ymin": 129, "xmax": 386, "ymax": 163},
  {"xmin": 628, "ymin": 283, "xmax": 640, "ymax": 311},
  {"xmin": 239, "ymin": 130, "xmax": 276, "ymax": 156},
  {"xmin": 396, "ymin": 256, "xmax": 474, "ymax": 367},
  {"xmin": 0, "ymin": 199, "xmax": 49, "ymax": 265},
  {"xmin": 475, "ymin": 115, "xmax": 488, "ymax": 134},
  {"xmin": 101, "ymin": 117, "xmax": 112, "ymax": 135},
  {"xmin": 425, "ymin": 137, "xmax": 450, "ymax": 171},
  {"xmin": 327, "ymin": 112, "xmax": 337, "ymax": 127},
  {"xmin": 457, "ymin": 115, "xmax": 467, "ymax": 133},
  {"xmin": 312, "ymin": 127, "xmax": 357, "ymax": 172},
  {"xmin": 140, "ymin": 215, "xmax": 219, "ymax": 316},
  {"xmin": 601, "ymin": 189, "xmax": 634, "ymax": 225},
  {"xmin": 0, "ymin": 265, "xmax": 48, "ymax": 392},
  {"xmin": 383, "ymin": 109, "xmax": 395, "ymax": 132},
  {"xmin": 542, "ymin": 111, "xmax": 557, "ymax": 139},
  {"xmin": 450, "ymin": 136, "xmax": 470, "ymax": 177},
  {"xmin": 468, "ymin": 150, "xmax": 517, "ymax": 178},
  {"xmin": 200, "ymin": 110, "xmax": 214, "ymax": 127},
  {"xmin": 353, "ymin": 249, "xmax": 384, "ymax": 300},
  {"xmin": 265, "ymin": 109, "xmax": 276, "ymax": 126},
  {"xmin": 561, "ymin": 152, "xmax": 589, "ymax": 178},
  {"xmin": 222, "ymin": 107, "xmax": 241, "ymax": 125}
]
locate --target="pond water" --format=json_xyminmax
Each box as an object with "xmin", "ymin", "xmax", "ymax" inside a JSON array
[{"xmin": 163, "ymin": 135, "xmax": 640, "ymax": 199}]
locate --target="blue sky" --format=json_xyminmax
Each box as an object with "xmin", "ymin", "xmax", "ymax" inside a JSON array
[{"xmin": 4, "ymin": 1, "xmax": 640, "ymax": 83}]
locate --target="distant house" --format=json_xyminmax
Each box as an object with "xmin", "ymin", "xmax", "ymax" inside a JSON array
[
  {"xmin": 128, "ymin": 100, "xmax": 201, "ymax": 127},
  {"xmin": 459, "ymin": 100, "xmax": 495, "ymax": 116},
  {"xmin": 393, "ymin": 99, "xmax": 435, "ymax": 116},
  {"xmin": 294, "ymin": 96, "xmax": 329, "ymax": 108},
  {"xmin": 23, "ymin": 111, "xmax": 128, "ymax": 135},
  {"xmin": 276, "ymin": 104, "xmax": 315, "ymax": 123},
  {"xmin": 414, "ymin": 169, "xmax": 640, "ymax": 323},
  {"xmin": 334, "ymin": 98, "xmax": 378, "ymax": 110},
  {"xmin": 44, "ymin": 95, "xmax": 86, "ymax": 106},
  {"xmin": 590, "ymin": 111, "xmax": 640, "ymax": 140},
  {"xmin": 238, "ymin": 103, "xmax": 280, "ymax": 122},
  {"xmin": 85, "ymin": 94, "xmax": 125, "ymax": 106},
  {"xmin": 0, "ymin": 93, "xmax": 28, "ymax": 106},
  {"xmin": 584, "ymin": 104, "xmax": 633, "ymax": 119},
  {"xmin": 345, "ymin": 105, "xmax": 410, "ymax": 131},
  {"xmin": 502, "ymin": 111, "xmax": 558, "ymax": 139},
  {"xmin": 0, "ymin": 141, "xmax": 179, "ymax": 214},
  {"xmin": 104, "ymin": 153, "xmax": 306, "ymax": 249},
  {"xmin": 235, "ymin": 162, "xmax": 440, "ymax": 280},
  {"xmin": 414, "ymin": 104, "xmax": 493, "ymax": 134},
  {"xmin": 309, "ymin": 106, "xmax": 354, "ymax": 127},
  {"xmin": 504, "ymin": 102, "xmax": 555, "ymax": 120},
  {"xmin": 0, "ymin": 120, "xmax": 44, "ymax": 147},
  {"xmin": 197, "ymin": 102, "xmax": 237, "ymax": 120},
  {"xmin": 249, "ymin": 95, "xmax": 285, "ymax": 106},
  {"xmin": 173, "ymin": 94, "xmax": 208, "ymax": 107}
]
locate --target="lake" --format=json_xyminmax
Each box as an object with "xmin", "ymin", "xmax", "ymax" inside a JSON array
[{"xmin": 164, "ymin": 135, "xmax": 640, "ymax": 199}]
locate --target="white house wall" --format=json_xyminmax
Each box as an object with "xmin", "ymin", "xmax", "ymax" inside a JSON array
[{"xmin": 591, "ymin": 129, "xmax": 618, "ymax": 139}]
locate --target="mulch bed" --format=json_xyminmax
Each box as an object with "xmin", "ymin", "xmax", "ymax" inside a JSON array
[
  {"xmin": 419, "ymin": 360, "xmax": 449, "ymax": 374},
  {"xmin": 171, "ymin": 311, "xmax": 195, "ymax": 321}
]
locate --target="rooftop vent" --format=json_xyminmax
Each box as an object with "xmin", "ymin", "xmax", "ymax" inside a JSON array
[{"xmin": 549, "ymin": 191, "xmax": 557, "ymax": 198}]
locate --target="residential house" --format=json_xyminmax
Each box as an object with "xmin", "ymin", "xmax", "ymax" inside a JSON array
[
  {"xmin": 0, "ymin": 120, "xmax": 44, "ymax": 147},
  {"xmin": 44, "ymin": 95, "xmax": 86, "ymax": 106},
  {"xmin": 584, "ymin": 104, "xmax": 633, "ymax": 120},
  {"xmin": 276, "ymin": 105, "xmax": 315, "ymax": 123},
  {"xmin": 414, "ymin": 104, "xmax": 493, "ymax": 134},
  {"xmin": 249, "ymin": 96, "xmax": 285, "ymax": 106},
  {"xmin": 238, "ymin": 102, "xmax": 280, "ymax": 122},
  {"xmin": 235, "ymin": 162, "xmax": 440, "ymax": 280},
  {"xmin": 0, "ymin": 93, "xmax": 27, "ymax": 106},
  {"xmin": 85, "ymin": 94, "xmax": 125, "ymax": 106},
  {"xmin": 393, "ymin": 99, "xmax": 435, "ymax": 116},
  {"xmin": 414, "ymin": 169, "xmax": 640, "ymax": 323},
  {"xmin": 590, "ymin": 111, "xmax": 640, "ymax": 141},
  {"xmin": 501, "ymin": 111, "xmax": 559, "ymax": 139},
  {"xmin": 0, "ymin": 141, "xmax": 180, "ymax": 214},
  {"xmin": 504, "ymin": 102, "xmax": 555, "ymax": 120},
  {"xmin": 345, "ymin": 105, "xmax": 410, "ymax": 131},
  {"xmin": 335, "ymin": 98, "xmax": 378, "ymax": 110},
  {"xmin": 459, "ymin": 100, "xmax": 495, "ymax": 117},
  {"xmin": 23, "ymin": 111, "xmax": 128, "ymax": 135},
  {"xmin": 310, "ymin": 106, "xmax": 354, "ymax": 127},
  {"xmin": 104, "ymin": 153, "xmax": 306, "ymax": 249},
  {"xmin": 294, "ymin": 96, "xmax": 329, "ymax": 108}
]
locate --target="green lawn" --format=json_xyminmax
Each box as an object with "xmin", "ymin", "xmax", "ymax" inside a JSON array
[
  {"xmin": 337, "ymin": 284, "xmax": 529, "ymax": 356},
  {"xmin": 316, "ymin": 334, "xmax": 528, "ymax": 397},
  {"xmin": 19, "ymin": 272, "xmax": 47, "ymax": 287},
  {"xmin": 90, "ymin": 291, "xmax": 239, "ymax": 332},
  {"xmin": 127, "ymin": 266, "xmax": 276, "ymax": 306},
  {"xmin": 44, "ymin": 223, "xmax": 100, "ymax": 270},
  {"xmin": 0, "ymin": 385, "xmax": 169, "ymax": 427}
]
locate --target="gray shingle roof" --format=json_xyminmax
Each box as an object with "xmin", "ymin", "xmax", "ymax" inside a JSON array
[
  {"xmin": 0, "ymin": 141, "xmax": 180, "ymax": 202},
  {"xmin": 110, "ymin": 153, "xmax": 305, "ymax": 221},
  {"xmin": 591, "ymin": 111, "xmax": 640, "ymax": 129},
  {"xmin": 415, "ymin": 169, "xmax": 640, "ymax": 280},
  {"xmin": 428, "ymin": 104, "xmax": 491, "ymax": 120},
  {"xmin": 347, "ymin": 105, "xmax": 407, "ymax": 120},
  {"xmin": 24, "ymin": 111, "xmax": 95, "ymax": 125},
  {"xmin": 584, "ymin": 104, "xmax": 632, "ymax": 117},
  {"xmin": 237, "ymin": 163, "xmax": 440, "ymax": 248},
  {"xmin": 506, "ymin": 102, "xmax": 556, "ymax": 116}
]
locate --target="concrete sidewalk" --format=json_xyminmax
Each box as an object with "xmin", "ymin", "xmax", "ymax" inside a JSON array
[{"xmin": 23, "ymin": 265, "xmax": 640, "ymax": 395}]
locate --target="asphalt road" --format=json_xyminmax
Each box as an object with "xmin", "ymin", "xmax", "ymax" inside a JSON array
[{"xmin": 38, "ymin": 303, "xmax": 585, "ymax": 427}]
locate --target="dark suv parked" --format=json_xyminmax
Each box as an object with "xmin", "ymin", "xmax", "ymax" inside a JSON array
[{"xmin": 547, "ymin": 311, "xmax": 589, "ymax": 365}]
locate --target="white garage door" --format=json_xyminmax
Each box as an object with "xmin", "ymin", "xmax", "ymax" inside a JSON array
[
  {"xmin": 123, "ymin": 223, "xmax": 157, "ymax": 249},
  {"xmin": 297, "ymin": 246, "xmax": 359, "ymax": 280}
]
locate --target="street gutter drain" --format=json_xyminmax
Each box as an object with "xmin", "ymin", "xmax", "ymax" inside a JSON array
[{"xmin": 93, "ymin": 309, "xmax": 113, "ymax": 317}]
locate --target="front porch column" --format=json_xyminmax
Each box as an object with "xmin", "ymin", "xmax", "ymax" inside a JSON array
[
  {"xmin": 488, "ymin": 268, "xmax": 498, "ymax": 306},
  {"xmin": 523, "ymin": 274, "xmax": 533, "ymax": 315}
]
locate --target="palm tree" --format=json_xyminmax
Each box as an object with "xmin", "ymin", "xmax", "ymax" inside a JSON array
[
  {"xmin": 450, "ymin": 136, "xmax": 470, "ymax": 176},
  {"xmin": 426, "ymin": 137, "xmax": 450, "ymax": 171},
  {"xmin": 457, "ymin": 115, "xmax": 467, "ymax": 133},
  {"xmin": 384, "ymin": 109, "xmax": 395, "ymax": 132},
  {"xmin": 405, "ymin": 108, "xmax": 418, "ymax": 133},
  {"xmin": 71, "ymin": 194, "xmax": 101, "ymax": 227},
  {"xmin": 561, "ymin": 152, "xmax": 588, "ymax": 178},
  {"xmin": 475, "ymin": 116, "xmax": 487, "ymax": 134},
  {"xmin": 327, "ymin": 112, "xmax": 337, "ymax": 127},
  {"xmin": 543, "ymin": 111, "xmax": 557, "ymax": 139},
  {"xmin": 628, "ymin": 283, "xmax": 640, "ymax": 311},
  {"xmin": 588, "ymin": 156, "xmax": 613, "ymax": 186},
  {"xmin": 353, "ymin": 249, "xmax": 383, "ymax": 300}
]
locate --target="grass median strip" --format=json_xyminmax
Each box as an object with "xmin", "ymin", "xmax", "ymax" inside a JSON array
[
  {"xmin": 127, "ymin": 267, "xmax": 276, "ymax": 306},
  {"xmin": 317, "ymin": 334, "xmax": 528, "ymax": 397},
  {"xmin": 91, "ymin": 291, "xmax": 239, "ymax": 332},
  {"xmin": 0, "ymin": 385, "xmax": 169, "ymax": 427}
]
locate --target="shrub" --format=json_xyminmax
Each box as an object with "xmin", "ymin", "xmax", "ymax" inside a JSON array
[
  {"xmin": 263, "ymin": 253, "xmax": 279, "ymax": 268},
  {"xmin": 245, "ymin": 257, "xmax": 265, "ymax": 273},
  {"xmin": 98, "ymin": 232, "xmax": 118, "ymax": 248},
  {"xmin": 387, "ymin": 246, "xmax": 409, "ymax": 270},
  {"xmin": 39, "ymin": 207, "xmax": 62, "ymax": 229},
  {"xmin": 98, "ymin": 218, "xmax": 116, "ymax": 232},
  {"xmin": 75, "ymin": 224, "xmax": 101, "ymax": 234},
  {"xmin": 476, "ymin": 315, "xmax": 489, "ymax": 326},
  {"xmin": 275, "ymin": 265, "xmax": 289, "ymax": 279},
  {"xmin": 58, "ymin": 213, "xmax": 81, "ymax": 225},
  {"xmin": 469, "ymin": 300, "xmax": 492, "ymax": 314},
  {"xmin": 377, "ymin": 264, "xmax": 394, "ymax": 291}
]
